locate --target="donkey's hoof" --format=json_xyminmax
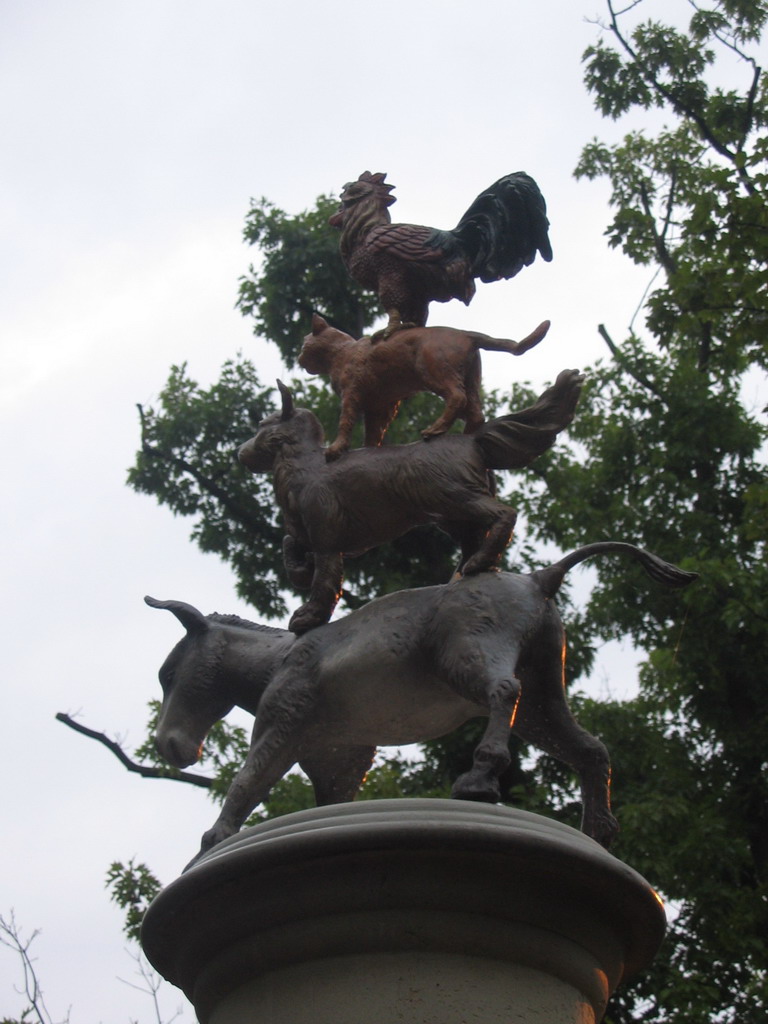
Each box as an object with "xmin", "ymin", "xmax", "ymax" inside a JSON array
[{"xmin": 451, "ymin": 771, "xmax": 501, "ymax": 803}]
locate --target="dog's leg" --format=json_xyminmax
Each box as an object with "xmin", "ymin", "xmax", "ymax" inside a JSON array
[
  {"xmin": 282, "ymin": 534, "xmax": 314, "ymax": 589},
  {"xmin": 288, "ymin": 552, "xmax": 344, "ymax": 634},
  {"xmin": 460, "ymin": 504, "xmax": 518, "ymax": 575}
]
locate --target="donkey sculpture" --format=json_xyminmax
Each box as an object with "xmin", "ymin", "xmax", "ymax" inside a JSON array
[
  {"xmin": 147, "ymin": 542, "xmax": 696, "ymax": 865},
  {"xmin": 238, "ymin": 373, "xmax": 582, "ymax": 634}
]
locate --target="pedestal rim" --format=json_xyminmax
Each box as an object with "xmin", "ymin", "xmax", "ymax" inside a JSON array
[{"xmin": 142, "ymin": 800, "xmax": 666, "ymax": 1022}]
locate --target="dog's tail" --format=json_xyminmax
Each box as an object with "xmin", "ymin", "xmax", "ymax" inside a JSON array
[
  {"xmin": 473, "ymin": 368, "xmax": 583, "ymax": 470},
  {"xmin": 530, "ymin": 541, "xmax": 699, "ymax": 599}
]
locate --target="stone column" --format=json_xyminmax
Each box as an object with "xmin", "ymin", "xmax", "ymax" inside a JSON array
[{"xmin": 141, "ymin": 799, "xmax": 665, "ymax": 1024}]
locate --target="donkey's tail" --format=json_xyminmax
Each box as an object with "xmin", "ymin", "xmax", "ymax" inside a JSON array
[{"xmin": 531, "ymin": 541, "xmax": 698, "ymax": 599}]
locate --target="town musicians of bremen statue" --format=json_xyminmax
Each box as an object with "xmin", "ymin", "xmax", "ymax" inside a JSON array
[{"xmin": 145, "ymin": 170, "xmax": 697, "ymax": 866}]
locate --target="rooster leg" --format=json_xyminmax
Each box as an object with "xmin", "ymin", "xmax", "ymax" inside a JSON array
[{"xmin": 372, "ymin": 309, "xmax": 419, "ymax": 342}]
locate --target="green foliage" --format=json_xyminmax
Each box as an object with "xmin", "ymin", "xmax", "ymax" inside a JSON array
[
  {"xmin": 236, "ymin": 194, "xmax": 380, "ymax": 364},
  {"xmin": 579, "ymin": 0, "xmax": 768, "ymax": 374},
  {"xmin": 521, "ymin": 3, "xmax": 768, "ymax": 1020},
  {"xmin": 128, "ymin": 356, "xmax": 287, "ymax": 615},
  {"xmin": 131, "ymin": 700, "xmax": 250, "ymax": 799},
  {"xmin": 120, "ymin": 11, "xmax": 768, "ymax": 1021},
  {"xmin": 127, "ymin": 354, "xmax": 463, "ymax": 615},
  {"xmin": 105, "ymin": 859, "xmax": 162, "ymax": 944},
  {"xmin": 245, "ymin": 754, "xmax": 454, "ymax": 824}
]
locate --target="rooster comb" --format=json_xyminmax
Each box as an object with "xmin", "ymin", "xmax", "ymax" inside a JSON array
[{"xmin": 355, "ymin": 170, "xmax": 396, "ymax": 202}]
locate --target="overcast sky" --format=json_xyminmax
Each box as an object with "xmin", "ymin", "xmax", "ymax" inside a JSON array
[{"xmin": 0, "ymin": 1, "xmax": 690, "ymax": 1020}]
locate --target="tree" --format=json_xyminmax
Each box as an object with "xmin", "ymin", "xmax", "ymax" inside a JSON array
[
  {"xmin": 0, "ymin": 912, "xmax": 68, "ymax": 1024},
  {"xmin": 0, "ymin": 907, "xmax": 183, "ymax": 1024},
  {"xmin": 89, "ymin": 6, "xmax": 768, "ymax": 1022},
  {"xmin": 128, "ymin": 191, "xmax": 468, "ymax": 615},
  {"xmin": 510, "ymin": 2, "xmax": 767, "ymax": 1020},
  {"xmin": 236, "ymin": 193, "xmax": 380, "ymax": 363}
]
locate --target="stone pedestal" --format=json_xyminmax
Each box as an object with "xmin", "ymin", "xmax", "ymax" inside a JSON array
[{"xmin": 141, "ymin": 799, "xmax": 665, "ymax": 1023}]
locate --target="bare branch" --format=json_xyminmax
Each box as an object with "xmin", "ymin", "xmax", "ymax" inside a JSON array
[
  {"xmin": 55, "ymin": 713, "xmax": 213, "ymax": 789},
  {"xmin": 628, "ymin": 265, "xmax": 663, "ymax": 335},
  {"xmin": 118, "ymin": 949, "xmax": 184, "ymax": 1024},
  {"xmin": 0, "ymin": 912, "xmax": 69, "ymax": 1024},
  {"xmin": 612, "ymin": 0, "xmax": 645, "ymax": 15}
]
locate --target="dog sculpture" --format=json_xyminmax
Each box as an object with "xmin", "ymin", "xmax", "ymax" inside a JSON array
[
  {"xmin": 298, "ymin": 313, "xmax": 550, "ymax": 457},
  {"xmin": 238, "ymin": 374, "xmax": 582, "ymax": 633},
  {"xmin": 147, "ymin": 542, "xmax": 697, "ymax": 863}
]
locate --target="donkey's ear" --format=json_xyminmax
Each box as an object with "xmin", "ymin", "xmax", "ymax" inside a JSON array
[
  {"xmin": 277, "ymin": 380, "xmax": 294, "ymax": 420},
  {"xmin": 145, "ymin": 596, "xmax": 209, "ymax": 634}
]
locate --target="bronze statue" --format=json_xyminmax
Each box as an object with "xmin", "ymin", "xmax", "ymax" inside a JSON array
[
  {"xmin": 329, "ymin": 171, "xmax": 552, "ymax": 337},
  {"xmin": 238, "ymin": 374, "xmax": 583, "ymax": 634},
  {"xmin": 147, "ymin": 542, "xmax": 696, "ymax": 862},
  {"xmin": 298, "ymin": 313, "xmax": 551, "ymax": 457}
]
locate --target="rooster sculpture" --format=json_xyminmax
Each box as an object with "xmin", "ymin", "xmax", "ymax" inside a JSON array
[{"xmin": 329, "ymin": 171, "xmax": 552, "ymax": 337}]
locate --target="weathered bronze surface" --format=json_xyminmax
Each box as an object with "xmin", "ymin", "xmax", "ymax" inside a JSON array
[
  {"xmin": 147, "ymin": 542, "xmax": 696, "ymax": 863},
  {"xmin": 238, "ymin": 374, "xmax": 582, "ymax": 633},
  {"xmin": 298, "ymin": 313, "xmax": 550, "ymax": 456},
  {"xmin": 329, "ymin": 171, "xmax": 552, "ymax": 337}
]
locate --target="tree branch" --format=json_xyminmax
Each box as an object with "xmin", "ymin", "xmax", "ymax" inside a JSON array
[
  {"xmin": 55, "ymin": 713, "xmax": 213, "ymax": 789},
  {"xmin": 136, "ymin": 403, "xmax": 268, "ymax": 537},
  {"xmin": 0, "ymin": 911, "xmax": 67, "ymax": 1024},
  {"xmin": 598, "ymin": 323, "xmax": 667, "ymax": 399},
  {"xmin": 639, "ymin": 180, "xmax": 677, "ymax": 277},
  {"xmin": 606, "ymin": 0, "xmax": 758, "ymax": 195}
]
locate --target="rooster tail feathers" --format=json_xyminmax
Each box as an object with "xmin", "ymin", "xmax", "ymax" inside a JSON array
[
  {"xmin": 453, "ymin": 171, "xmax": 553, "ymax": 281},
  {"xmin": 474, "ymin": 369, "xmax": 583, "ymax": 470}
]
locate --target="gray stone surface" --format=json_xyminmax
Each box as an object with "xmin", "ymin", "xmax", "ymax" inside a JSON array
[{"xmin": 141, "ymin": 800, "xmax": 666, "ymax": 1023}]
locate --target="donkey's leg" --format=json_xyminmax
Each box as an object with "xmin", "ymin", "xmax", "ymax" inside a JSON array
[
  {"xmin": 196, "ymin": 726, "xmax": 299, "ymax": 859},
  {"xmin": 452, "ymin": 672, "xmax": 521, "ymax": 802},
  {"xmin": 434, "ymin": 632, "xmax": 522, "ymax": 802},
  {"xmin": 300, "ymin": 744, "xmax": 377, "ymax": 805},
  {"xmin": 514, "ymin": 655, "xmax": 618, "ymax": 848},
  {"xmin": 289, "ymin": 552, "xmax": 344, "ymax": 634}
]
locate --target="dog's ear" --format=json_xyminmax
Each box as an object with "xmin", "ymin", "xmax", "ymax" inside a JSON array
[{"xmin": 312, "ymin": 312, "xmax": 329, "ymax": 334}]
